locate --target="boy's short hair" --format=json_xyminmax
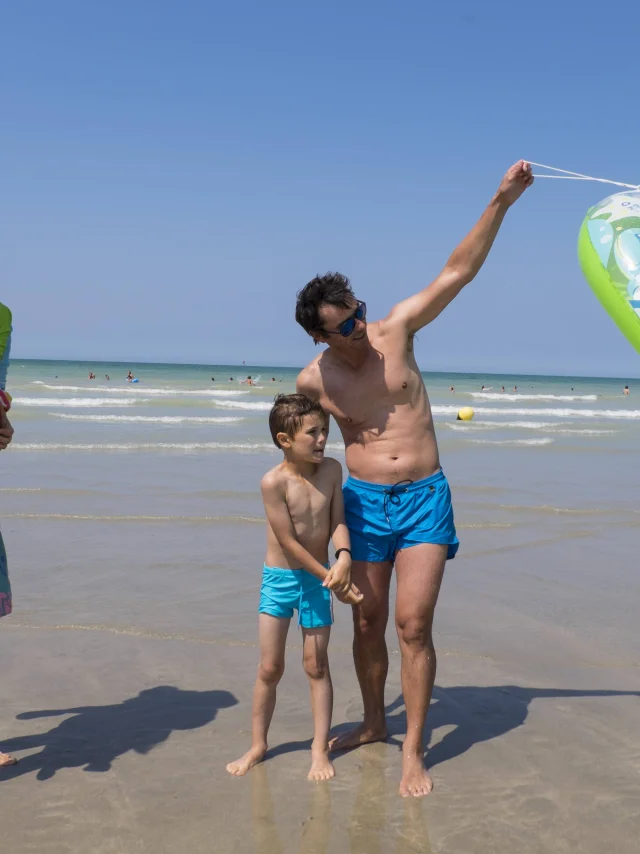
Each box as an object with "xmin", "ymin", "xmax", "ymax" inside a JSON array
[{"xmin": 269, "ymin": 393, "xmax": 327, "ymax": 448}]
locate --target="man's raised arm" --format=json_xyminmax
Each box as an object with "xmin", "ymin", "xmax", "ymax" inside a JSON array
[{"xmin": 389, "ymin": 160, "xmax": 534, "ymax": 335}]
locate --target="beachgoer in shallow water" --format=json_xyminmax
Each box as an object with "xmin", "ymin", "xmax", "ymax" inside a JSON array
[
  {"xmin": 226, "ymin": 394, "xmax": 362, "ymax": 781},
  {"xmin": 0, "ymin": 302, "xmax": 17, "ymax": 767},
  {"xmin": 449, "ymin": 386, "xmax": 454, "ymax": 392},
  {"xmin": 623, "ymin": 385, "xmax": 629, "ymax": 395},
  {"xmin": 295, "ymin": 160, "xmax": 533, "ymax": 797},
  {"xmin": 501, "ymin": 386, "xmax": 505, "ymax": 393}
]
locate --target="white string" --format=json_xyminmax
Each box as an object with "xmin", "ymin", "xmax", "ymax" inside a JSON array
[{"xmin": 527, "ymin": 161, "xmax": 640, "ymax": 191}]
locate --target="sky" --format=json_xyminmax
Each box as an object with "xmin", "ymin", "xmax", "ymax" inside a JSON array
[{"xmin": 2, "ymin": 0, "xmax": 639, "ymax": 377}]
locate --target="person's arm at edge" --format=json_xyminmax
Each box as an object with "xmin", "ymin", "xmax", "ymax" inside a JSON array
[{"xmin": 388, "ymin": 160, "xmax": 534, "ymax": 334}]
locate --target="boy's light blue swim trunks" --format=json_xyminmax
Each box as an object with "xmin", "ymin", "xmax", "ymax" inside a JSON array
[
  {"xmin": 259, "ymin": 565, "xmax": 333, "ymax": 628},
  {"xmin": 343, "ymin": 469, "xmax": 459, "ymax": 564}
]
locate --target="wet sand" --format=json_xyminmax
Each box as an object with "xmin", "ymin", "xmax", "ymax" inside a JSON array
[{"xmin": 2, "ymin": 483, "xmax": 639, "ymax": 853}]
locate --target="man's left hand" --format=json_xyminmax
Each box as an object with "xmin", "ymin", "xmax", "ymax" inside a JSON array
[
  {"xmin": 0, "ymin": 408, "xmax": 14, "ymax": 450},
  {"xmin": 496, "ymin": 160, "xmax": 534, "ymax": 206}
]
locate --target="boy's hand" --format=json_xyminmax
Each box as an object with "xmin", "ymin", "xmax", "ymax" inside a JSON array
[
  {"xmin": 322, "ymin": 554, "xmax": 352, "ymax": 596},
  {"xmin": 336, "ymin": 583, "xmax": 363, "ymax": 606}
]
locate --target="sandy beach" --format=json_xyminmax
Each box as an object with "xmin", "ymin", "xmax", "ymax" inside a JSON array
[{"xmin": 1, "ymin": 363, "xmax": 639, "ymax": 852}]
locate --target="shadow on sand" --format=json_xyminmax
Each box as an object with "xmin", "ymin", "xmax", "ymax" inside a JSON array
[
  {"xmin": 1, "ymin": 685, "xmax": 238, "ymax": 781},
  {"xmin": 270, "ymin": 685, "xmax": 640, "ymax": 767}
]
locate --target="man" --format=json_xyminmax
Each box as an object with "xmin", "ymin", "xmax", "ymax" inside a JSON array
[
  {"xmin": 0, "ymin": 301, "xmax": 16, "ymax": 767},
  {"xmin": 296, "ymin": 161, "xmax": 533, "ymax": 797}
]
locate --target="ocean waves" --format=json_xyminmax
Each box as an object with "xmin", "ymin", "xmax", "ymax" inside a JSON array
[
  {"xmin": 433, "ymin": 405, "xmax": 640, "ymax": 420},
  {"xmin": 15, "ymin": 397, "xmax": 146, "ymax": 408},
  {"xmin": 210, "ymin": 399, "xmax": 273, "ymax": 411},
  {"xmin": 34, "ymin": 384, "xmax": 250, "ymax": 397},
  {"xmin": 470, "ymin": 393, "xmax": 598, "ymax": 402},
  {"xmin": 50, "ymin": 414, "xmax": 245, "ymax": 424}
]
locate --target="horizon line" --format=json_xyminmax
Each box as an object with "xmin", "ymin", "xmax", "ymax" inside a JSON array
[{"xmin": 8, "ymin": 357, "xmax": 638, "ymax": 383}]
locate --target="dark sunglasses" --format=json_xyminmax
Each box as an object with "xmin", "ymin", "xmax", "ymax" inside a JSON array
[{"xmin": 321, "ymin": 301, "xmax": 367, "ymax": 337}]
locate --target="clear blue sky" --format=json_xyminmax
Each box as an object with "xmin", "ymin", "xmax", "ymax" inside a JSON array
[{"xmin": 2, "ymin": 1, "xmax": 639, "ymax": 377}]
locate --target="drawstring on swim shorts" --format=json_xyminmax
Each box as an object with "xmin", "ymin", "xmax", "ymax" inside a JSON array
[{"xmin": 383, "ymin": 479, "xmax": 414, "ymax": 525}]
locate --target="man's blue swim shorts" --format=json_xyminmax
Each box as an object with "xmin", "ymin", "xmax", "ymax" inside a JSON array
[
  {"xmin": 343, "ymin": 469, "xmax": 459, "ymax": 564},
  {"xmin": 259, "ymin": 565, "xmax": 333, "ymax": 628}
]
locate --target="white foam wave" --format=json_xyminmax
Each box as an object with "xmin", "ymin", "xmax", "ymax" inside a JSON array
[
  {"xmin": 12, "ymin": 441, "xmax": 279, "ymax": 452},
  {"xmin": 446, "ymin": 420, "xmax": 616, "ymax": 435},
  {"xmin": 468, "ymin": 438, "xmax": 554, "ymax": 446},
  {"xmin": 50, "ymin": 414, "xmax": 245, "ymax": 424},
  {"xmin": 432, "ymin": 405, "xmax": 640, "ymax": 420},
  {"xmin": 14, "ymin": 397, "xmax": 144, "ymax": 408},
  {"xmin": 470, "ymin": 393, "xmax": 598, "ymax": 402},
  {"xmin": 211, "ymin": 399, "xmax": 272, "ymax": 411},
  {"xmin": 447, "ymin": 420, "xmax": 559, "ymax": 431},
  {"xmin": 37, "ymin": 384, "xmax": 249, "ymax": 397},
  {"xmin": 12, "ymin": 440, "xmax": 346, "ymax": 453}
]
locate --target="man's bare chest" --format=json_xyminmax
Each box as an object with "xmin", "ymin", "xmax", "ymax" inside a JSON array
[{"xmin": 321, "ymin": 346, "xmax": 420, "ymax": 427}]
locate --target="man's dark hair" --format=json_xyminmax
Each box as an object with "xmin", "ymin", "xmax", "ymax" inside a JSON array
[
  {"xmin": 269, "ymin": 393, "xmax": 327, "ymax": 449},
  {"xmin": 295, "ymin": 272, "xmax": 355, "ymax": 337}
]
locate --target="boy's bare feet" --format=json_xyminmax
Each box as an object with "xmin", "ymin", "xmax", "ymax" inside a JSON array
[
  {"xmin": 399, "ymin": 749, "xmax": 433, "ymax": 798},
  {"xmin": 307, "ymin": 747, "xmax": 335, "ymax": 781},
  {"xmin": 226, "ymin": 744, "xmax": 267, "ymax": 777},
  {"xmin": 329, "ymin": 722, "xmax": 387, "ymax": 751},
  {"xmin": 0, "ymin": 752, "xmax": 17, "ymax": 768}
]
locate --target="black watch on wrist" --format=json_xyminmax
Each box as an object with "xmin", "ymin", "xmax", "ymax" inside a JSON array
[{"xmin": 335, "ymin": 548, "xmax": 352, "ymax": 560}]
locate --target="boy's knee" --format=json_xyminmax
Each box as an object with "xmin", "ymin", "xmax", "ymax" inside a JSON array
[{"xmin": 259, "ymin": 659, "xmax": 284, "ymax": 685}]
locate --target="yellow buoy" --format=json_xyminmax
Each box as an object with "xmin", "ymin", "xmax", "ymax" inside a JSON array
[{"xmin": 457, "ymin": 407, "xmax": 474, "ymax": 421}]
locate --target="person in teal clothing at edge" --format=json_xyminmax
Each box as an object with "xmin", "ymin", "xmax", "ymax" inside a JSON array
[{"xmin": 0, "ymin": 301, "xmax": 17, "ymax": 767}]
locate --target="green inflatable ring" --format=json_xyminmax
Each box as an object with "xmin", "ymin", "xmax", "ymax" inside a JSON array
[{"xmin": 577, "ymin": 191, "xmax": 640, "ymax": 355}]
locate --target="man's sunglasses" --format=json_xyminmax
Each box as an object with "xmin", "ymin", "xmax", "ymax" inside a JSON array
[{"xmin": 321, "ymin": 301, "xmax": 367, "ymax": 337}]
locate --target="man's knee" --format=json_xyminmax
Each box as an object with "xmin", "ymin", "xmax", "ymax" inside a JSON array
[
  {"xmin": 396, "ymin": 614, "xmax": 434, "ymax": 652},
  {"xmin": 258, "ymin": 659, "xmax": 285, "ymax": 685},
  {"xmin": 353, "ymin": 602, "xmax": 388, "ymax": 639},
  {"xmin": 303, "ymin": 651, "xmax": 328, "ymax": 681}
]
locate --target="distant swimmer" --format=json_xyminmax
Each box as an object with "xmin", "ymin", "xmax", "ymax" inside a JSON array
[
  {"xmin": 624, "ymin": 385, "xmax": 630, "ymax": 395},
  {"xmin": 271, "ymin": 377, "xmax": 276, "ymax": 382},
  {"xmin": 127, "ymin": 371, "xmax": 133, "ymax": 381},
  {"xmin": 501, "ymin": 386, "xmax": 505, "ymax": 393},
  {"xmin": 88, "ymin": 372, "xmax": 95, "ymax": 380},
  {"xmin": 449, "ymin": 386, "xmax": 455, "ymax": 392},
  {"xmin": 229, "ymin": 377, "xmax": 234, "ymax": 381},
  {"xmin": 105, "ymin": 375, "xmax": 110, "ymax": 381},
  {"xmin": 513, "ymin": 386, "xmax": 518, "ymax": 392},
  {"xmin": 242, "ymin": 375, "xmax": 254, "ymax": 386},
  {"xmin": 211, "ymin": 377, "xmax": 215, "ymax": 382}
]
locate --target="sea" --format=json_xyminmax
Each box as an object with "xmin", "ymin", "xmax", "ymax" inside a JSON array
[
  {"xmin": 2, "ymin": 358, "xmax": 638, "ymax": 517},
  {"xmin": 0, "ymin": 356, "xmax": 637, "ymax": 540}
]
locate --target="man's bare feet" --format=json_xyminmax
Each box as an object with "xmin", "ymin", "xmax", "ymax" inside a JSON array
[
  {"xmin": 307, "ymin": 747, "xmax": 335, "ymax": 782},
  {"xmin": 226, "ymin": 744, "xmax": 267, "ymax": 777},
  {"xmin": 0, "ymin": 752, "xmax": 17, "ymax": 768},
  {"xmin": 399, "ymin": 750, "xmax": 433, "ymax": 798},
  {"xmin": 329, "ymin": 722, "xmax": 387, "ymax": 752}
]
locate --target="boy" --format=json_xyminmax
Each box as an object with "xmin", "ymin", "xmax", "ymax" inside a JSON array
[{"xmin": 226, "ymin": 394, "xmax": 362, "ymax": 781}]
